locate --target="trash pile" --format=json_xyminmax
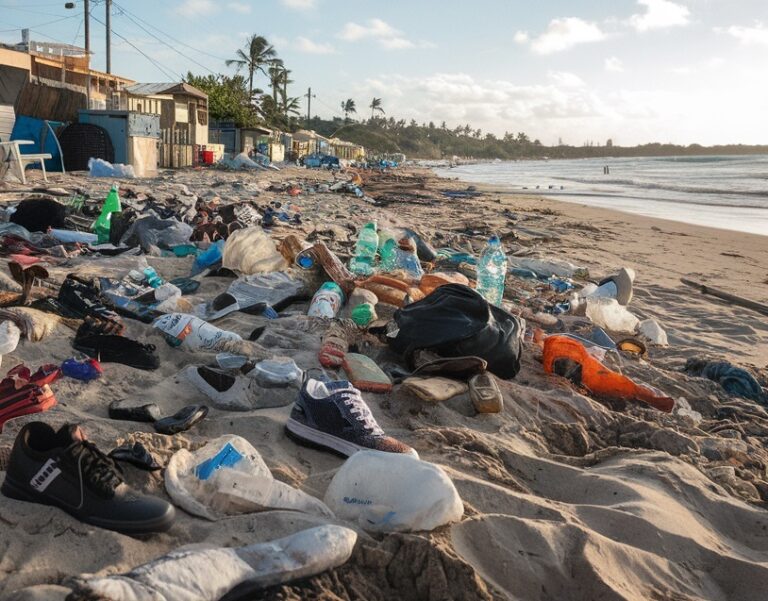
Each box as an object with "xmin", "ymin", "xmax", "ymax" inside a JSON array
[{"xmin": 0, "ymin": 164, "xmax": 766, "ymax": 600}]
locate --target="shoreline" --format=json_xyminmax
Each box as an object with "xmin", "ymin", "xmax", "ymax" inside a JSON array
[{"xmin": 432, "ymin": 160, "xmax": 768, "ymax": 237}]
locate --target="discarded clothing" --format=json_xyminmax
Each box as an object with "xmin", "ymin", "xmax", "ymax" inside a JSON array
[
  {"xmin": 10, "ymin": 198, "xmax": 66, "ymax": 232},
  {"xmin": 69, "ymin": 525, "xmax": 357, "ymax": 601},
  {"xmin": 684, "ymin": 358, "xmax": 766, "ymax": 403},
  {"xmin": 120, "ymin": 216, "xmax": 194, "ymax": 252}
]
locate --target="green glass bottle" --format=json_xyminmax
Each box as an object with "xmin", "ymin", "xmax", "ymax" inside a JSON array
[{"xmin": 93, "ymin": 185, "xmax": 122, "ymax": 244}]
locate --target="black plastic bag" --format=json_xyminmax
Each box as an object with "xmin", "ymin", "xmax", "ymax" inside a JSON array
[{"xmin": 388, "ymin": 284, "xmax": 525, "ymax": 379}]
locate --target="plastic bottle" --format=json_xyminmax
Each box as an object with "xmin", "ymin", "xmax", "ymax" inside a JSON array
[
  {"xmin": 394, "ymin": 238, "xmax": 424, "ymax": 279},
  {"xmin": 349, "ymin": 222, "xmax": 379, "ymax": 276},
  {"xmin": 476, "ymin": 235, "xmax": 507, "ymax": 306},
  {"xmin": 307, "ymin": 282, "xmax": 345, "ymax": 318},
  {"xmin": 379, "ymin": 238, "xmax": 398, "ymax": 272},
  {"xmin": 93, "ymin": 185, "xmax": 121, "ymax": 244}
]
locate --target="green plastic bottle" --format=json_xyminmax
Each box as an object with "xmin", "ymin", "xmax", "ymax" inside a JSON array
[{"xmin": 93, "ymin": 185, "xmax": 122, "ymax": 244}]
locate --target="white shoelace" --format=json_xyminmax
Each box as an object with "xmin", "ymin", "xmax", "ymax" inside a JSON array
[{"xmin": 339, "ymin": 389, "xmax": 384, "ymax": 435}]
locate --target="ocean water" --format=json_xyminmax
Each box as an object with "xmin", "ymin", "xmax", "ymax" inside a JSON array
[{"xmin": 434, "ymin": 155, "xmax": 768, "ymax": 236}]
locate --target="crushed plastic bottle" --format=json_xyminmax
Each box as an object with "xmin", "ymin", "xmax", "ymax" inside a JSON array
[
  {"xmin": 349, "ymin": 222, "xmax": 379, "ymax": 276},
  {"xmin": 143, "ymin": 267, "xmax": 164, "ymax": 288},
  {"xmin": 92, "ymin": 185, "xmax": 121, "ymax": 244},
  {"xmin": 476, "ymin": 235, "xmax": 507, "ymax": 306}
]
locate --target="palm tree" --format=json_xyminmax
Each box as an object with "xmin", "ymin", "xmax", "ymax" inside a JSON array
[
  {"xmin": 268, "ymin": 59, "xmax": 285, "ymax": 106},
  {"xmin": 226, "ymin": 35, "xmax": 277, "ymax": 99},
  {"xmin": 284, "ymin": 96, "xmax": 301, "ymax": 117},
  {"xmin": 369, "ymin": 97, "xmax": 384, "ymax": 119},
  {"xmin": 341, "ymin": 98, "xmax": 356, "ymax": 122}
]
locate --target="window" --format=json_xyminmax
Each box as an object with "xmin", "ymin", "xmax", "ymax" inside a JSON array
[{"xmin": 198, "ymin": 109, "xmax": 208, "ymax": 126}]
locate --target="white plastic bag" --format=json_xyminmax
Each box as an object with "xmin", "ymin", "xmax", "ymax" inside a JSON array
[
  {"xmin": 585, "ymin": 297, "xmax": 639, "ymax": 333},
  {"xmin": 324, "ymin": 450, "xmax": 463, "ymax": 532},
  {"xmin": 88, "ymin": 157, "xmax": 136, "ymax": 178},
  {"xmin": 153, "ymin": 313, "xmax": 242, "ymax": 352},
  {"xmin": 0, "ymin": 321, "xmax": 21, "ymax": 359},
  {"xmin": 222, "ymin": 227, "xmax": 288, "ymax": 275},
  {"xmin": 638, "ymin": 318, "xmax": 669, "ymax": 346},
  {"xmin": 165, "ymin": 435, "xmax": 333, "ymax": 521}
]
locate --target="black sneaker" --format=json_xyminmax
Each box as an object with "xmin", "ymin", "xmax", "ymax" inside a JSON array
[
  {"xmin": 285, "ymin": 378, "xmax": 417, "ymax": 458},
  {"xmin": 1, "ymin": 422, "xmax": 175, "ymax": 534},
  {"xmin": 73, "ymin": 331, "xmax": 160, "ymax": 371}
]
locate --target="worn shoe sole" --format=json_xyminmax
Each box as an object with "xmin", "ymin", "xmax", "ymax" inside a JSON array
[
  {"xmin": 285, "ymin": 418, "xmax": 418, "ymax": 459},
  {"xmin": 1, "ymin": 476, "xmax": 175, "ymax": 535}
]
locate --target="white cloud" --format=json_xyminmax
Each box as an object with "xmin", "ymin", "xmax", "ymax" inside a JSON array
[
  {"xmin": 547, "ymin": 71, "xmax": 585, "ymax": 88},
  {"xmin": 176, "ymin": 0, "xmax": 215, "ymax": 17},
  {"xmin": 338, "ymin": 18, "xmax": 400, "ymax": 41},
  {"xmin": 295, "ymin": 36, "xmax": 336, "ymax": 54},
  {"xmin": 513, "ymin": 31, "xmax": 529, "ymax": 44},
  {"xmin": 337, "ymin": 18, "xmax": 432, "ymax": 50},
  {"xmin": 628, "ymin": 0, "xmax": 690, "ymax": 32},
  {"xmin": 227, "ymin": 2, "xmax": 251, "ymax": 14},
  {"xmin": 526, "ymin": 17, "xmax": 606, "ymax": 55},
  {"xmin": 718, "ymin": 22, "xmax": 768, "ymax": 45},
  {"xmin": 605, "ymin": 56, "xmax": 624, "ymax": 72},
  {"xmin": 281, "ymin": 0, "xmax": 316, "ymax": 9}
]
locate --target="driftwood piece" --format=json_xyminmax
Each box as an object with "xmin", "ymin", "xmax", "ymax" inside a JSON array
[{"xmin": 681, "ymin": 278, "xmax": 768, "ymax": 317}]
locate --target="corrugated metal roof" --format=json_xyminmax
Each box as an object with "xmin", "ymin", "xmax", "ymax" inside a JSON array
[{"xmin": 124, "ymin": 82, "xmax": 207, "ymax": 100}]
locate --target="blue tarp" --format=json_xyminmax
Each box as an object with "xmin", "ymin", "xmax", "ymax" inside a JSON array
[{"xmin": 10, "ymin": 115, "xmax": 65, "ymax": 172}]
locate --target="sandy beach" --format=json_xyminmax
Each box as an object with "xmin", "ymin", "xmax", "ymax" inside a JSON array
[{"xmin": 1, "ymin": 165, "xmax": 767, "ymax": 601}]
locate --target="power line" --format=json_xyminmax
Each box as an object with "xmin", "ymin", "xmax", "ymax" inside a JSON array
[
  {"xmin": 112, "ymin": 6, "xmax": 217, "ymax": 75},
  {"xmin": 89, "ymin": 12, "xmax": 179, "ymax": 80},
  {"xmin": 0, "ymin": 14, "xmax": 79, "ymax": 34},
  {"xmin": 112, "ymin": 1, "xmax": 228, "ymax": 63},
  {"xmin": 0, "ymin": 5, "xmax": 72, "ymax": 17}
]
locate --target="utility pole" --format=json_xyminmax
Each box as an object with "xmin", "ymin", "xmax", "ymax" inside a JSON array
[
  {"xmin": 304, "ymin": 87, "xmax": 315, "ymax": 128},
  {"xmin": 105, "ymin": 0, "xmax": 111, "ymax": 74}
]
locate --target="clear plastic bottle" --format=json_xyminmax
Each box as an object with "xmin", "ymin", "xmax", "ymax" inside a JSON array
[
  {"xmin": 93, "ymin": 185, "xmax": 121, "ymax": 244},
  {"xmin": 476, "ymin": 235, "xmax": 507, "ymax": 306},
  {"xmin": 349, "ymin": 222, "xmax": 379, "ymax": 276},
  {"xmin": 394, "ymin": 238, "xmax": 423, "ymax": 279}
]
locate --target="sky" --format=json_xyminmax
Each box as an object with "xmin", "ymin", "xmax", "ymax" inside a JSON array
[{"xmin": 2, "ymin": 0, "xmax": 768, "ymax": 145}]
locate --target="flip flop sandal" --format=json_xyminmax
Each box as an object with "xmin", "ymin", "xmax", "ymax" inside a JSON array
[
  {"xmin": 109, "ymin": 442, "xmax": 162, "ymax": 471},
  {"xmin": 154, "ymin": 405, "xmax": 209, "ymax": 435},
  {"xmin": 108, "ymin": 398, "xmax": 163, "ymax": 423}
]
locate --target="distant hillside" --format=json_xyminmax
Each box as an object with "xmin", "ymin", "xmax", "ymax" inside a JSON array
[{"xmin": 307, "ymin": 117, "xmax": 768, "ymax": 160}]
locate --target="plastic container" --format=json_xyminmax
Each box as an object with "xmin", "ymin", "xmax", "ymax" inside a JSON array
[
  {"xmin": 307, "ymin": 282, "xmax": 345, "ymax": 318},
  {"xmin": 351, "ymin": 302, "xmax": 376, "ymax": 327},
  {"xmin": 324, "ymin": 450, "xmax": 464, "ymax": 532},
  {"xmin": 248, "ymin": 358, "xmax": 303, "ymax": 388},
  {"xmin": 202, "ymin": 150, "xmax": 215, "ymax": 165},
  {"xmin": 585, "ymin": 297, "xmax": 639, "ymax": 333},
  {"xmin": 349, "ymin": 222, "xmax": 379, "ymax": 276},
  {"xmin": 476, "ymin": 235, "xmax": 507, "ymax": 306},
  {"xmin": 92, "ymin": 185, "xmax": 122, "ymax": 244}
]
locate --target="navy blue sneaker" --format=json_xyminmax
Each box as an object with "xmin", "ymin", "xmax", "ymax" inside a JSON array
[{"xmin": 285, "ymin": 378, "xmax": 417, "ymax": 458}]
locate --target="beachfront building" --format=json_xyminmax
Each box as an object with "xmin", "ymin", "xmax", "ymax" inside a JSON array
[
  {"xmin": 0, "ymin": 30, "xmax": 134, "ymax": 138},
  {"xmin": 330, "ymin": 138, "xmax": 365, "ymax": 161},
  {"xmin": 120, "ymin": 83, "xmax": 208, "ymax": 168}
]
